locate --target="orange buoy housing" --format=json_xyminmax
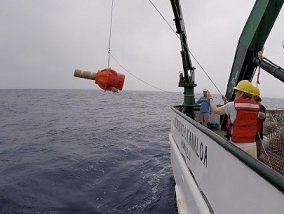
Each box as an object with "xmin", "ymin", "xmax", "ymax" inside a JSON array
[
  {"xmin": 74, "ymin": 68, "xmax": 125, "ymax": 91},
  {"xmin": 95, "ymin": 68, "xmax": 125, "ymax": 91}
]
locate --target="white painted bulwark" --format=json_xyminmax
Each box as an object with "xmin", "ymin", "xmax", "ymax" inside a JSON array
[{"xmin": 170, "ymin": 108, "xmax": 284, "ymax": 214}]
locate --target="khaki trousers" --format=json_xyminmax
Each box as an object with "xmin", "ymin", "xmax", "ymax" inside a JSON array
[{"xmin": 199, "ymin": 112, "xmax": 210, "ymax": 127}]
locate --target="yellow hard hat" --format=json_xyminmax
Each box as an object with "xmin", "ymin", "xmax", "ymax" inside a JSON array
[
  {"xmin": 233, "ymin": 80, "xmax": 254, "ymax": 94},
  {"xmin": 253, "ymin": 86, "xmax": 260, "ymax": 96}
]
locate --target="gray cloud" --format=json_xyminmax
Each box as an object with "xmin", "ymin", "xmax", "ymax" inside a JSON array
[{"xmin": 1, "ymin": 0, "xmax": 284, "ymax": 98}]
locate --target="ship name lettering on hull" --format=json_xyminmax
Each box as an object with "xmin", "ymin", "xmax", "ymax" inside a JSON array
[{"xmin": 174, "ymin": 117, "xmax": 208, "ymax": 167}]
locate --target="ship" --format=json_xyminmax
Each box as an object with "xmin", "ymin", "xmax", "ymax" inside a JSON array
[
  {"xmin": 73, "ymin": 0, "xmax": 284, "ymax": 213},
  {"xmin": 169, "ymin": 0, "xmax": 284, "ymax": 213}
]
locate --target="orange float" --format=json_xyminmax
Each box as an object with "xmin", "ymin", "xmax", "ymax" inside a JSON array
[{"xmin": 74, "ymin": 68, "xmax": 125, "ymax": 91}]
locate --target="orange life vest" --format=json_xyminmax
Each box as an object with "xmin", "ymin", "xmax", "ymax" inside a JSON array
[{"xmin": 227, "ymin": 98, "xmax": 259, "ymax": 143}]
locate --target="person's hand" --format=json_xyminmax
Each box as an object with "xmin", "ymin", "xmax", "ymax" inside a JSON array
[
  {"xmin": 207, "ymin": 90, "xmax": 213, "ymax": 99},
  {"xmin": 221, "ymin": 95, "xmax": 227, "ymax": 103},
  {"xmin": 258, "ymin": 112, "xmax": 266, "ymax": 120}
]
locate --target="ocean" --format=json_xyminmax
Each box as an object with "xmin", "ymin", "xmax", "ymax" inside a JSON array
[
  {"xmin": 0, "ymin": 89, "xmax": 183, "ymax": 214},
  {"xmin": 1, "ymin": 89, "xmax": 283, "ymax": 214}
]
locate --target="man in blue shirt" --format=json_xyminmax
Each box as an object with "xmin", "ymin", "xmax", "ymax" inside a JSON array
[{"xmin": 196, "ymin": 89, "xmax": 211, "ymax": 127}]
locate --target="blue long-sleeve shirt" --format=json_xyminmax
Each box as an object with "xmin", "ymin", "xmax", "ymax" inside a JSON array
[{"xmin": 196, "ymin": 96, "xmax": 210, "ymax": 113}]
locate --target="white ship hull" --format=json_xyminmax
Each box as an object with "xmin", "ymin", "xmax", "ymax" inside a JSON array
[{"xmin": 169, "ymin": 107, "xmax": 284, "ymax": 214}]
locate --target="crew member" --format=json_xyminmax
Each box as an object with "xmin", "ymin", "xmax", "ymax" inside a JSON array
[
  {"xmin": 196, "ymin": 89, "xmax": 211, "ymax": 128},
  {"xmin": 252, "ymin": 86, "xmax": 266, "ymax": 158},
  {"xmin": 207, "ymin": 80, "xmax": 259, "ymax": 158}
]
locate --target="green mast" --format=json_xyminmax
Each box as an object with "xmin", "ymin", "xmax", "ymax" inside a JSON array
[
  {"xmin": 225, "ymin": 0, "xmax": 284, "ymax": 101},
  {"xmin": 170, "ymin": 0, "xmax": 196, "ymax": 118}
]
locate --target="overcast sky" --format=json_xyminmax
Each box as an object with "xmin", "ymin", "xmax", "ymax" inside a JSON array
[{"xmin": 1, "ymin": 0, "xmax": 284, "ymax": 98}]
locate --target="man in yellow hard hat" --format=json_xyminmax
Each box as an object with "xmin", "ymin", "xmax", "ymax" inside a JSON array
[
  {"xmin": 207, "ymin": 80, "xmax": 259, "ymax": 158},
  {"xmin": 252, "ymin": 86, "xmax": 266, "ymax": 158}
]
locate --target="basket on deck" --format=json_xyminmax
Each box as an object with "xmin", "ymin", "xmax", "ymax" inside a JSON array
[{"xmin": 261, "ymin": 110, "xmax": 284, "ymax": 175}]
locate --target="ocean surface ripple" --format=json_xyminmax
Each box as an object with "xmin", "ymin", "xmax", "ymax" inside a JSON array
[
  {"xmin": 2, "ymin": 89, "xmax": 282, "ymax": 214},
  {"xmin": 0, "ymin": 89, "xmax": 182, "ymax": 214}
]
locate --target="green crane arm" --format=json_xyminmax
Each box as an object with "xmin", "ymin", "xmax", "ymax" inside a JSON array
[
  {"xmin": 225, "ymin": 0, "xmax": 284, "ymax": 101},
  {"xmin": 170, "ymin": 0, "xmax": 197, "ymax": 118}
]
